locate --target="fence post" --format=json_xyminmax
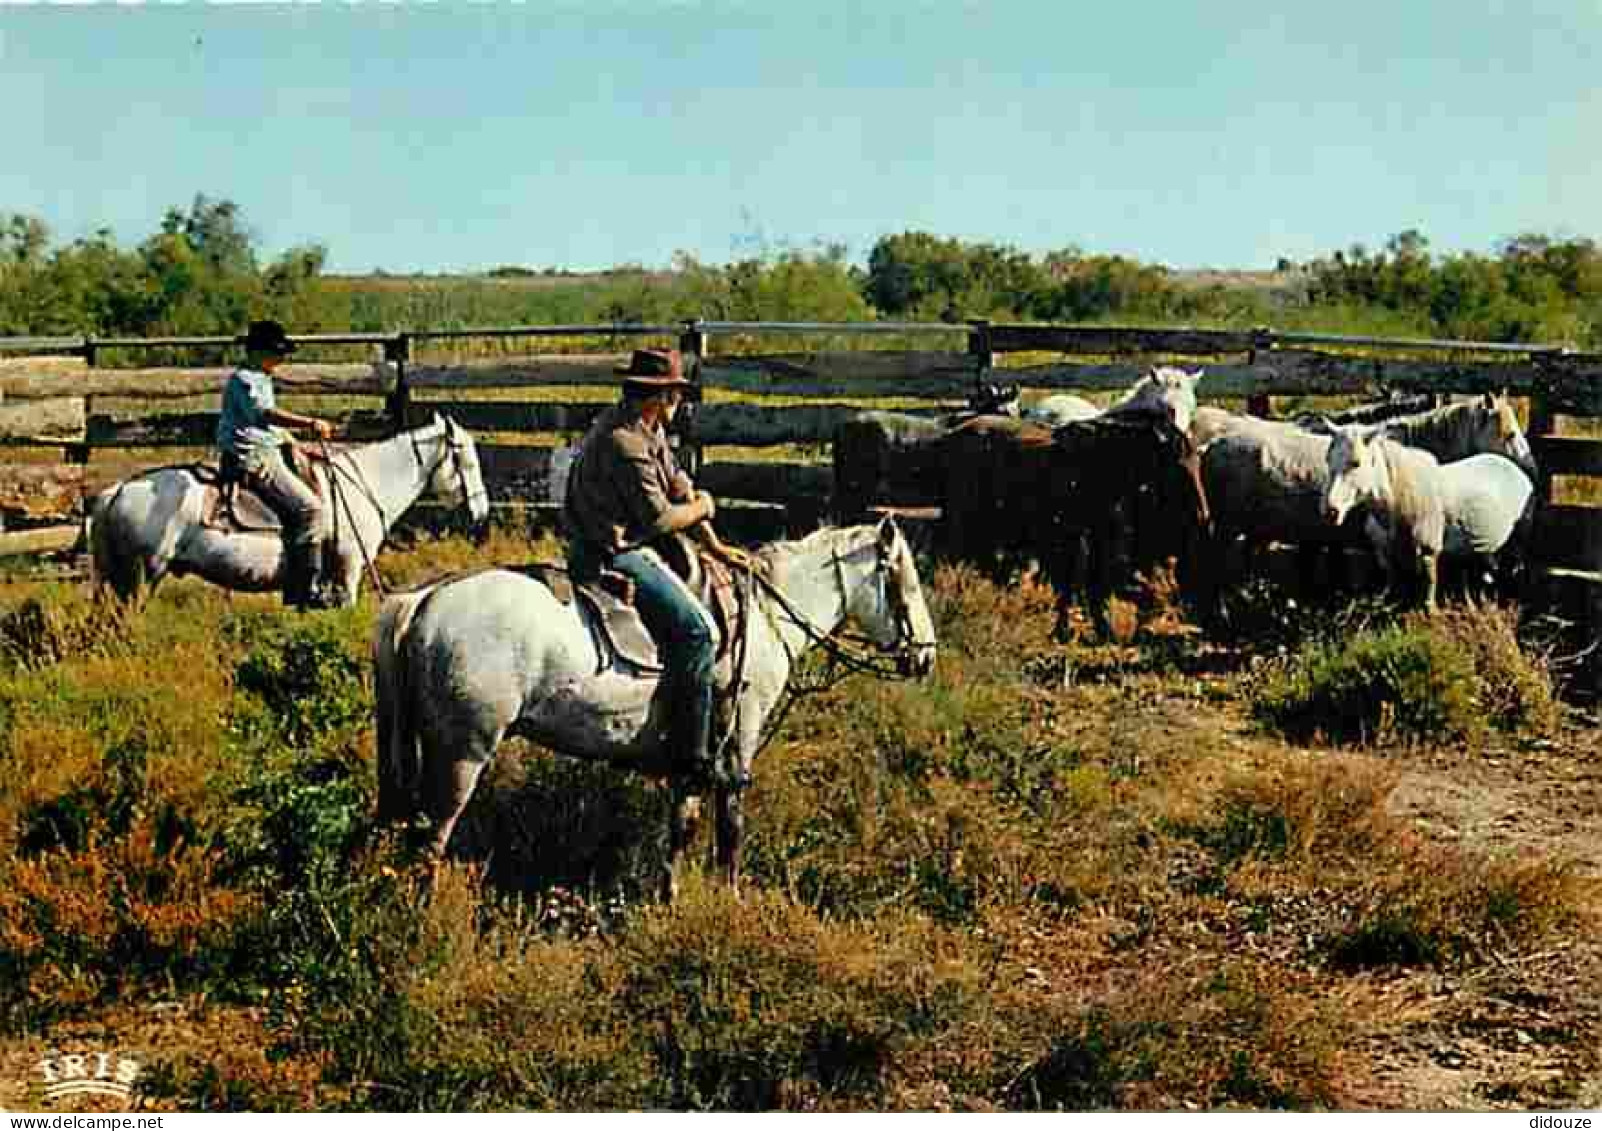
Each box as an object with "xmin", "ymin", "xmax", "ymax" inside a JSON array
[
  {"xmin": 676, "ymin": 320, "xmax": 708, "ymax": 478},
  {"xmin": 1526, "ymin": 354, "xmax": 1557, "ymax": 510},
  {"xmin": 1246, "ymin": 326, "xmax": 1273, "ymax": 419},
  {"xmin": 82, "ymin": 336, "xmax": 98, "ymax": 369},
  {"xmin": 968, "ymin": 319, "xmax": 995, "ymax": 386},
  {"xmin": 385, "ymin": 333, "xmax": 412, "ymax": 432}
]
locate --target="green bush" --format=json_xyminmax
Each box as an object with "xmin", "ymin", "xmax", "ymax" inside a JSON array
[
  {"xmin": 1252, "ymin": 622, "xmax": 1482, "ymax": 745},
  {"xmin": 227, "ymin": 610, "xmax": 369, "ymax": 751},
  {"xmin": 1250, "ymin": 604, "xmax": 1559, "ymax": 747}
]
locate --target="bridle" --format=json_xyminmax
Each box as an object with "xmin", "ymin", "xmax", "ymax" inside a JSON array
[
  {"xmin": 407, "ymin": 418, "xmax": 490, "ymax": 519},
  {"xmin": 713, "ymin": 529, "xmax": 931, "ymax": 778},
  {"xmin": 319, "ymin": 419, "xmax": 488, "ymax": 599},
  {"xmin": 745, "ymin": 530, "xmax": 928, "ymax": 681}
]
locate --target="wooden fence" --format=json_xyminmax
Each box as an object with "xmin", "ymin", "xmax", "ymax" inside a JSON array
[{"xmin": 1, "ymin": 320, "xmax": 1599, "ymax": 586}]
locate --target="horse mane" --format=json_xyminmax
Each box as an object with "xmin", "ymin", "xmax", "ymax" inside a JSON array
[
  {"xmin": 1369, "ymin": 435, "xmax": 1445, "ymax": 550},
  {"xmin": 756, "ymin": 522, "xmax": 888, "ymax": 573},
  {"xmin": 1376, "ymin": 398, "xmax": 1493, "ymax": 451},
  {"xmin": 1294, "ymin": 392, "xmax": 1437, "ymax": 428}
]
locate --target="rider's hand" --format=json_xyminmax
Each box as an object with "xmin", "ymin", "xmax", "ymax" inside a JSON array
[{"xmin": 310, "ymin": 419, "xmax": 334, "ymax": 440}]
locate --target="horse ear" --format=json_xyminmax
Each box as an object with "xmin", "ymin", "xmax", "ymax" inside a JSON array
[
  {"xmin": 1187, "ymin": 368, "xmax": 1204, "ymax": 388},
  {"xmin": 877, "ymin": 515, "xmax": 898, "ymax": 549},
  {"xmin": 1480, "ymin": 391, "xmax": 1496, "ymax": 410}
]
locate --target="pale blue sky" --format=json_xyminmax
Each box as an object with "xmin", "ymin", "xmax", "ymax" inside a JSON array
[{"xmin": 2, "ymin": 1, "xmax": 1597, "ymax": 274}]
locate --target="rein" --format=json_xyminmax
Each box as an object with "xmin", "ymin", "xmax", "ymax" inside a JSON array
[
  {"xmin": 710, "ymin": 534, "xmax": 927, "ymax": 775},
  {"xmin": 315, "ymin": 421, "xmax": 481, "ymax": 602},
  {"xmin": 318, "ymin": 439, "xmax": 387, "ymax": 600}
]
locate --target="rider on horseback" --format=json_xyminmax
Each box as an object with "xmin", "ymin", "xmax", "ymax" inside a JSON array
[
  {"xmin": 563, "ymin": 348, "xmax": 729, "ymax": 789},
  {"xmin": 215, "ymin": 320, "xmax": 339, "ymax": 610}
]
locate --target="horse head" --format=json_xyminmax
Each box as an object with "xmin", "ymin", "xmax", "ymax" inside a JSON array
[
  {"xmin": 1478, "ymin": 391, "xmax": 1536, "ymax": 477},
  {"xmin": 427, "ymin": 416, "xmax": 491, "ymax": 527},
  {"xmin": 1120, "ymin": 366, "xmax": 1203, "ymax": 435},
  {"xmin": 968, "ymin": 380, "xmax": 1022, "ymax": 417},
  {"xmin": 846, "ymin": 517, "xmax": 937, "ymax": 678},
  {"xmin": 1322, "ymin": 424, "xmax": 1385, "ymax": 527}
]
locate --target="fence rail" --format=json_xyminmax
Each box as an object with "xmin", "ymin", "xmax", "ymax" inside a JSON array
[{"xmin": 0, "ymin": 319, "xmax": 1597, "ymax": 582}]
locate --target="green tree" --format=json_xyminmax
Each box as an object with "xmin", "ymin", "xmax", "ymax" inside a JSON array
[{"xmin": 161, "ymin": 194, "xmax": 258, "ymax": 275}]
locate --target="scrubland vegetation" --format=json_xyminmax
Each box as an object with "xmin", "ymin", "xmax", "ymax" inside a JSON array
[
  {"xmin": 0, "ymin": 525, "xmax": 1594, "ymax": 1111},
  {"xmin": 4, "ymin": 201, "xmax": 1602, "ymax": 353}
]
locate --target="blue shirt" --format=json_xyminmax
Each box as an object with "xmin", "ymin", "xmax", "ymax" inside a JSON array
[{"xmin": 216, "ymin": 366, "xmax": 286, "ymax": 467}]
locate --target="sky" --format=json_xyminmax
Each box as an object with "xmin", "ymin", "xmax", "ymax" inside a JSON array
[{"xmin": 1, "ymin": 1, "xmax": 1599, "ymax": 275}]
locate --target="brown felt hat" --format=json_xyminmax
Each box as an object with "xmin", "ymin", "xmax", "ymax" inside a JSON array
[{"xmin": 616, "ymin": 348, "xmax": 691, "ymax": 389}]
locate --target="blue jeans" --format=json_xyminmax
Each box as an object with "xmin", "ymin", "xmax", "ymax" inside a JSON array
[{"xmin": 569, "ymin": 540, "xmax": 718, "ymax": 778}]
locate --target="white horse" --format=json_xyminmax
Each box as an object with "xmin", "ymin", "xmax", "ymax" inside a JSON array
[
  {"xmin": 88, "ymin": 415, "xmax": 490, "ymax": 605},
  {"xmin": 1201, "ymin": 393, "xmax": 1535, "ymax": 596},
  {"xmin": 1321, "ymin": 425, "xmax": 1448, "ymax": 609},
  {"xmin": 373, "ymin": 517, "xmax": 937, "ymax": 901},
  {"xmin": 1020, "ymin": 366, "xmax": 1205, "ymax": 431},
  {"xmin": 1019, "ymin": 393, "xmax": 1102, "ymax": 426}
]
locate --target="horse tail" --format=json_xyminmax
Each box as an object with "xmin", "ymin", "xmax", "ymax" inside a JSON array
[{"xmin": 373, "ymin": 585, "xmax": 434, "ymax": 827}]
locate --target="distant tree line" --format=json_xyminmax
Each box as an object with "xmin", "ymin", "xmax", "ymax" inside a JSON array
[
  {"xmin": 0, "ymin": 196, "xmax": 334, "ymax": 340},
  {"xmin": 3, "ymin": 197, "xmax": 1599, "ymax": 349}
]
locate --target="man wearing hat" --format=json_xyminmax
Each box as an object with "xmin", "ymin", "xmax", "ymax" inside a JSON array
[
  {"xmin": 563, "ymin": 348, "xmax": 726, "ymax": 789},
  {"xmin": 215, "ymin": 319, "xmax": 339, "ymax": 610}
]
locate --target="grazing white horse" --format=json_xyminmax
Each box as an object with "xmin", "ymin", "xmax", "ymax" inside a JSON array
[
  {"xmin": 89, "ymin": 416, "xmax": 489, "ymax": 605},
  {"xmin": 373, "ymin": 518, "xmax": 938, "ymax": 901}
]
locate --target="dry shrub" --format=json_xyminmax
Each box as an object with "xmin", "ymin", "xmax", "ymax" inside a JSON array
[
  {"xmin": 0, "ymin": 590, "xmax": 133, "ymax": 671},
  {"xmin": 612, "ymin": 877, "xmax": 981, "ymax": 1111},
  {"xmin": 1180, "ymin": 755, "xmax": 1586, "ymax": 970},
  {"xmin": 1250, "ymin": 601, "xmax": 1561, "ymax": 748},
  {"xmin": 925, "ymin": 562, "xmax": 1058, "ymax": 664},
  {"xmin": 1326, "ymin": 841, "xmax": 1583, "ymax": 969},
  {"xmin": 141, "ymin": 1043, "xmax": 331, "ymax": 1113},
  {"xmin": 1005, "ymin": 956, "xmax": 1347, "ymax": 1110},
  {"xmin": 1420, "ymin": 601, "xmax": 1559, "ymax": 736},
  {"xmin": 1199, "ymin": 754, "xmax": 1400, "ymax": 868},
  {"xmin": 1251, "ymin": 620, "xmax": 1481, "ymax": 746},
  {"xmin": 0, "ymin": 823, "xmax": 257, "ymax": 1022}
]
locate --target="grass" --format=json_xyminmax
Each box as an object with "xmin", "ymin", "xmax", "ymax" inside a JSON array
[{"xmin": 0, "ymin": 541, "xmax": 1593, "ymax": 1110}]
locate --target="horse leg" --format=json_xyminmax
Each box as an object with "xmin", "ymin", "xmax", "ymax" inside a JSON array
[
  {"xmin": 713, "ymin": 787, "xmax": 745, "ymax": 894},
  {"xmin": 1419, "ymin": 551, "xmax": 1440, "ymax": 612},
  {"xmin": 1087, "ymin": 526, "xmax": 1114, "ymax": 638},
  {"xmin": 662, "ymin": 787, "xmax": 704, "ymax": 903},
  {"xmin": 418, "ymin": 740, "xmax": 495, "ymax": 860}
]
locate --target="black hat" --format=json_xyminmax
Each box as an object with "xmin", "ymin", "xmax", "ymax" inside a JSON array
[
  {"xmin": 242, "ymin": 319, "xmax": 297, "ymax": 356},
  {"xmin": 615, "ymin": 348, "xmax": 690, "ymax": 389}
]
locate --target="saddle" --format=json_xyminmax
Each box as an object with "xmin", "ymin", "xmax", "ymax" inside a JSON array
[
  {"xmin": 199, "ymin": 446, "xmax": 333, "ymax": 534},
  {"xmin": 525, "ymin": 540, "xmax": 746, "ymax": 677}
]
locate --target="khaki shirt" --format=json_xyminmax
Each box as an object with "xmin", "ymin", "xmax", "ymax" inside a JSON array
[{"xmin": 564, "ymin": 403, "xmax": 695, "ymax": 555}]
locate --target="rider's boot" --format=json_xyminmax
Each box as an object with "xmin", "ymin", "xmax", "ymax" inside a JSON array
[
  {"xmin": 670, "ymin": 674, "xmax": 721, "ymax": 790},
  {"xmin": 299, "ymin": 541, "xmax": 339, "ymax": 610},
  {"xmin": 284, "ymin": 539, "xmax": 336, "ymax": 611},
  {"xmin": 282, "ymin": 540, "xmax": 310, "ymax": 609}
]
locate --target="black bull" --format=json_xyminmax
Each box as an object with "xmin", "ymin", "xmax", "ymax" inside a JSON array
[{"xmin": 938, "ymin": 415, "xmax": 1214, "ymax": 637}]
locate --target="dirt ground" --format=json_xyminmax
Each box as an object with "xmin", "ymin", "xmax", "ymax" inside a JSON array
[{"xmin": 1354, "ymin": 704, "xmax": 1602, "ymax": 1110}]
